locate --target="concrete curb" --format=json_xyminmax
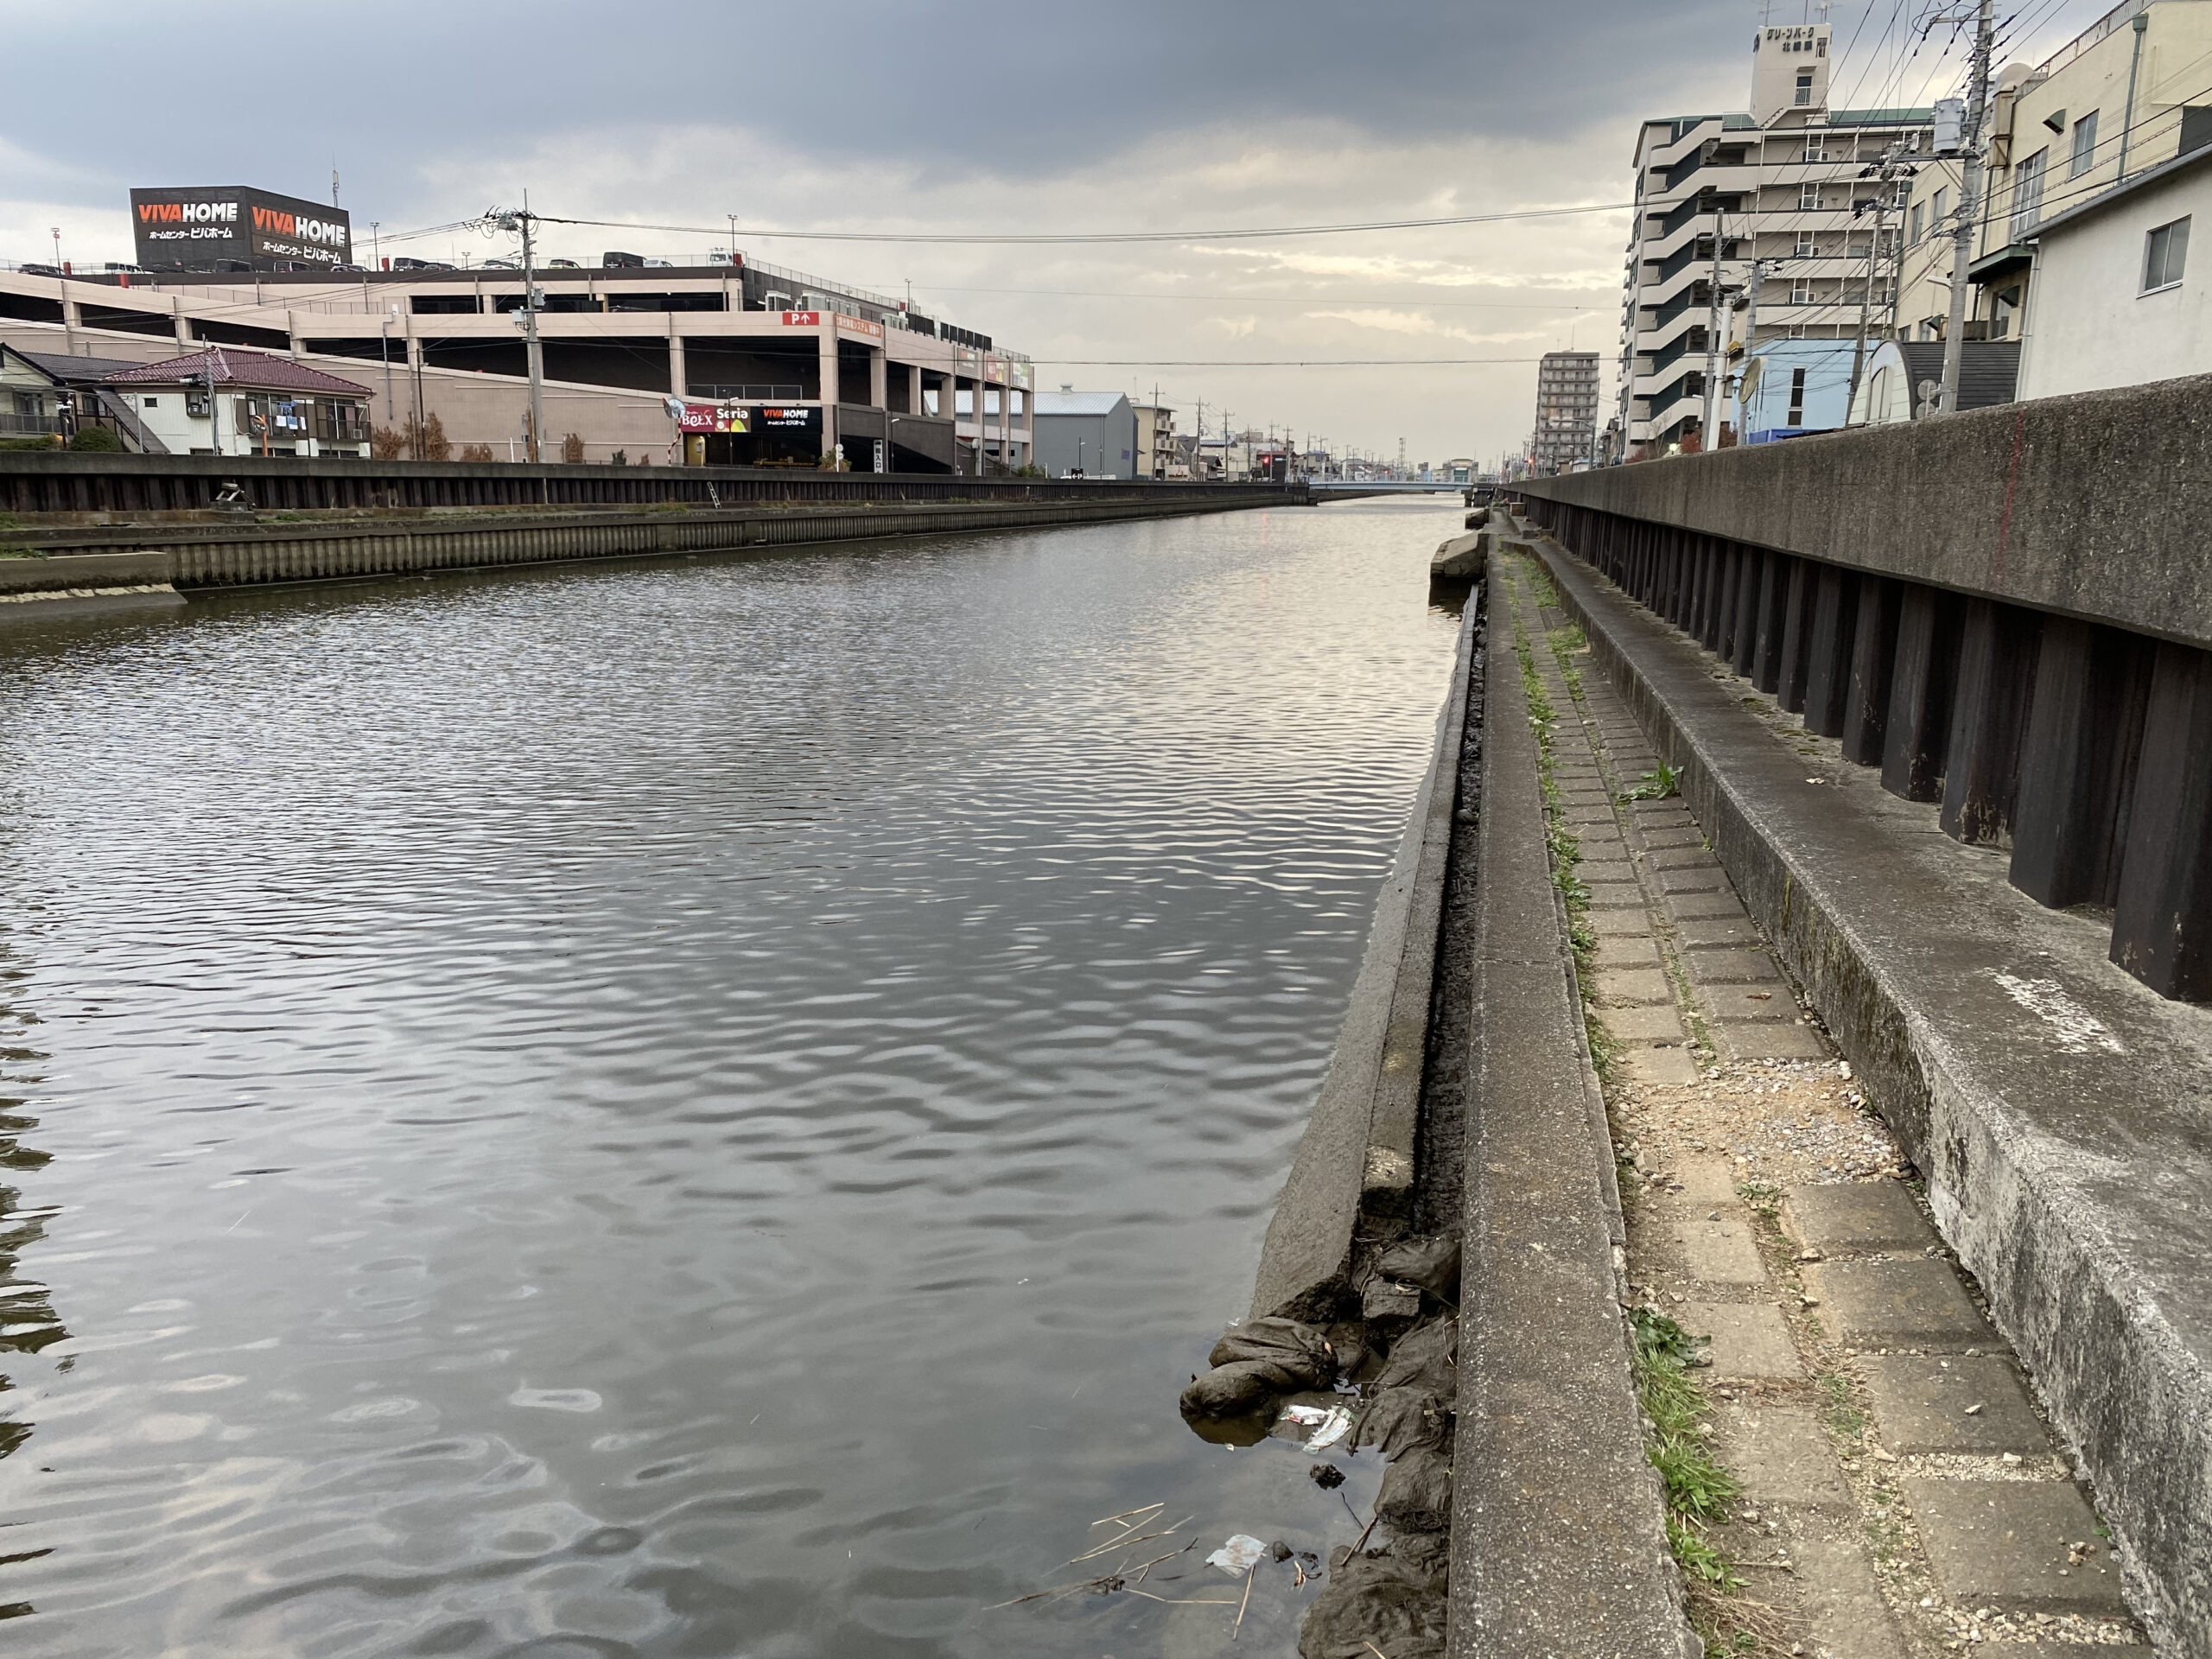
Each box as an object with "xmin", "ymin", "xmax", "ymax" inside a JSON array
[
  {"xmin": 1247, "ymin": 591, "xmax": 1481, "ymax": 1323},
  {"xmin": 1448, "ymin": 557, "xmax": 1699, "ymax": 1658},
  {"xmin": 1531, "ymin": 535, "xmax": 2212, "ymax": 1656}
]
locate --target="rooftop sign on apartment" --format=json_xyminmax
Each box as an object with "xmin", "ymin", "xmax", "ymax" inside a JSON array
[{"xmin": 130, "ymin": 187, "xmax": 353, "ymax": 271}]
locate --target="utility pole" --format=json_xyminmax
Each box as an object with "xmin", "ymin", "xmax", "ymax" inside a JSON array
[
  {"xmin": 1701, "ymin": 209, "xmax": 1729, "ymax": 448},
  {"xmin": 380, "ymin": 306, "xmax": 396, "ymax": 426},
  {"xmin": 493, "ymin": 202, "xmax": 546, "ymax": 463},
  {"xmin": 1733, "ymin": 252, "xmax": 1789, "ymax": 435},
  {"xmin": 1848, "ymin": 142, "xmax": 1915, "ymax": 416},
  {"xmin": 1940, "ymin": 0, "xmax": 1996, "ymax": 415}
]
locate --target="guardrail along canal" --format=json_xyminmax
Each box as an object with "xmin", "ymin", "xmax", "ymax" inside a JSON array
[{"xmin": 0, "ymin": 499, "xmax": 1465, "ymax": 1656}]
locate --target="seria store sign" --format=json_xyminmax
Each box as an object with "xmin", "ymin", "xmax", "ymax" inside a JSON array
[{"xmin": 676, "ymin": 403, "xmax": 749, "ymax": 433}]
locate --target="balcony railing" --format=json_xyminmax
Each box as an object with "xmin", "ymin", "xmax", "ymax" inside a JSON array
[
  {"xmin": 685, "ymin": 384, "xmax": 807, "ymax": 403},
  {"xmin": 1651, "ymin": 283, "xmax": 1709, "ymax": 331}
]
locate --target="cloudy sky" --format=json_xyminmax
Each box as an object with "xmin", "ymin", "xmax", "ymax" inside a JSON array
[{"xmin": 0, "ymin": 0, "xmax": 2119, "ymax": 463}]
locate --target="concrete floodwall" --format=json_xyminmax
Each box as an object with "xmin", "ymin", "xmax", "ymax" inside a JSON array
[
  {"xmin": 1519, "ymin": 372, "xmax": 2212, "ymax": 651},
  {"xmin": 1515, "ymin": 376, "xmax": 2212, "ymax": 1003}
]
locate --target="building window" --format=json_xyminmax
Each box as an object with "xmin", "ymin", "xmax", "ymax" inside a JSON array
[
  {"xmin": 1791, "ymin": 278, "xmax": 1815, "ymax": 303},
  {"xmin": 2144, "ymin": 216, "xmax": 2191, "ymax": 291},
  {"xmin": 142, "ymin": 396, "xmax": 159, "ymax": 407},
  {"xmin": 1910, "ymin": 203, "xmax": 1925, "ymax": 243},
  {"xmin": 1787, "ymin": 368, "xmax": 1808, "ymax": 426},
  {"xmin": 2069, "ymin": 110, "xmax": 2099, "ymax": 178},
  {"xmin": 1796, "ymin": 230, "xmax": 1817, "ymax": 256},
  {"xmin": 1804, "ymin": 139, "xmax": 1829, "ymax": 162},
  {"xmin": 1796, "ymin": 70, "xmax": 1815, "ymax": 106},
  {"xmin": 1800, "ymin": 182, "xmax": 1822, "ymax": 211},
  {"xmin": 1931, "ymin": 185, "xmax": 1948, "ymax": 226},
  {"xmin": 2010, "ymin": 148, "xmax": 2048, "ymax": 238}
]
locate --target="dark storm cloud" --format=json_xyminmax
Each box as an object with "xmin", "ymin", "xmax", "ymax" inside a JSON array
[{"xmin": 8, "ymin": 0, "xmax": 1750, "ymax": 208}]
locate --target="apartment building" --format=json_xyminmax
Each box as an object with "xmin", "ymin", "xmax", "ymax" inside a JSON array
[
  {"xmin": 1530, "ymin": 350, "xmax": 1600, "ymax": 472},
  {"xmin": 1619, "ymin": 22, "xmax": 1932, "ymax": 456},
  {"xmin": 1130, "ymin": 401, "xmax": 1177, "ymax": 479},
  {"xmin": 1893, "ymin": 0, "xmax": 2212, "ymax": 344}
]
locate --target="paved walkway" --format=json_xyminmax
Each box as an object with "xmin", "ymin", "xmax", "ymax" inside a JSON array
[{"xmin": 1497, "ymin": 550, "xmax": 2144, "ymax": 1657}]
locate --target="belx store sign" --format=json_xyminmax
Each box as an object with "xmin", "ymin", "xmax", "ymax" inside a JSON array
[{"xmin": 130, "ymin": 187, "xmax": 353, "ymax": 271}]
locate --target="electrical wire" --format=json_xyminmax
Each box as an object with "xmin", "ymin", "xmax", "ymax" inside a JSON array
[
  {"xmin": 901, "ymin": 283, "xmax": 1608, "ymax": 310},
  {"xmin": 378, "ymin": 200, "xmax": 1637, "ymax": 249},
  {"xmin": 1027, "ymin": 356, "xmax": 1556, "ymax": 366}
]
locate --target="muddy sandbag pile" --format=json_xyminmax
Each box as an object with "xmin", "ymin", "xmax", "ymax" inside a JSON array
[
  {"xmin": 1178, "ymin": 1316, "xmax": 1338, "ymax": 1420},
  {"xmin": 1299, "ymin": 1306, "xmax": 1458, "ymax": 1659},
  {"xmin": 1298, "ymin": 1545, "xmax": 1447, "ymax": 1659}
]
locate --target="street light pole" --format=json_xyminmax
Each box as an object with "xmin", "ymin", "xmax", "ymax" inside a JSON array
[{"xmin": 1940, "ymin": 0, "xmax": 1996, "ymax": 414}]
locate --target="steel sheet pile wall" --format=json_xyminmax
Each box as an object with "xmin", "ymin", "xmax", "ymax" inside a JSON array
[
  {"xmin": 1516, "ymin": 375, "xmax": 2212, "ymax": 1001},
  {"xmin": 0, "ymin": 454, "xmax": 1302, "ymax": 517}
]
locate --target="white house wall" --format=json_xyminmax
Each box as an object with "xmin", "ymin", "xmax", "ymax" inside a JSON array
[{"xmin": 2019, "ymin": 162, "xmax": 2212, "ymax": 398}]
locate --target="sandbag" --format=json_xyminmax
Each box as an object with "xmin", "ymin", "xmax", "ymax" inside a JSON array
[
  {"xmin": 1376, "ymin": 1232, "xmax": 1461, "ymax": 1301},
  {"xmin": 1207, "ymin": 1317, "xmax": 1336, "ymax": 1389},
  {"xmin": 1298, "ymin": 1550, "xmax": 1447, "ymax": 1659},
  {"xmin": 1376, "ymin": 1443, "xmax": 1453, "ymax": 1533},
  {"xmin": 1374, "ymin": 1317, "xmax": 1459, "ymax": 1395},
  {"xmin": 1179, "ymin": 1361, "xmax": 1281, "ymax": 1420},
  {"xmin": 1352, "ymin": 1387, "xmax": 1448, "ymax": 1459}
]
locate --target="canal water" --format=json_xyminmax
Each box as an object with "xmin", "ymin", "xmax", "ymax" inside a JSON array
[{"xmin": 0, "ymin": 498, "xmax": 1464, "ymax": 1657}]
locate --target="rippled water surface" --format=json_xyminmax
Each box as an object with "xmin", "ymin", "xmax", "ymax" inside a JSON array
[{"xmin": 0, "ymin": 499, "xmax": 1463, "ymax": 1656}]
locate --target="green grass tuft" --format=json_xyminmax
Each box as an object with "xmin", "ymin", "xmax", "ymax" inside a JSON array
[
  {"xmin": 1620, "ymin": 762, "xmax": 1683, "ymax": 802},
  {"xmin": 1630, "ymin": 1308, "xmax": 1744, "ymax": 1596}
]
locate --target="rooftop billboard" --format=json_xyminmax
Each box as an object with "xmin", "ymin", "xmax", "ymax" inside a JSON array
[{"xmin": 130, "ymin": 187, "xmax": 354, "ymax": 272}]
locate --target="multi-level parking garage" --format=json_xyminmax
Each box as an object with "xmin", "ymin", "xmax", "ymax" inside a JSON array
[{"xmin": 0, "ymin": 252, "xmax": 1033, "ymax": 472}]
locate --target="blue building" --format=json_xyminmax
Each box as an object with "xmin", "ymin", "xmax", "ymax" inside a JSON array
[{"xmin": 1736, "ymin": 340, "xmax": 1866, "ymax": 444}]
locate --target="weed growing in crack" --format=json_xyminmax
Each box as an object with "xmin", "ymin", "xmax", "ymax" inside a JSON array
[
  {"xmin": 1629, "ymin": 1308, "xmax": 1795, "ymax": 1656},
  {"xmin": 1735, "ymin": 1180, "xmax": 1783, "ymax": 1220},
  {"xmin": 1818, "ymin": 1371, "xmax": 1869, "ymax": 1440},
  {"xmin": 1621, "ymin": 762, "xmax": 1683, "ymax": 802}
]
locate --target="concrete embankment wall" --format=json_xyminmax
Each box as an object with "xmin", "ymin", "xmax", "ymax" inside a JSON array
[
  {"xmin": 1517, "ymin": 375, "xmax": 2212, "ymax": 1007},
  {"xmin": 0, "ymin": 493, "xmax": 1298, "ymax": 603},
  {"xmin": 1518, "ymin": 372, "xmax": 2212, "ymax": 651}
]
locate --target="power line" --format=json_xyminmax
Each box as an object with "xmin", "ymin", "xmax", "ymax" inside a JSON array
[
  {"xmin": 1030, "ymin": 356, "xmax": 1553, "ymax": 366},
  {"xmin": 381, "ymin": 200, "xmax": 1637, "ymax": 249},
  {"xmin": 903, "ymin": 283, "xmax": 1610, "ymax": 310}
]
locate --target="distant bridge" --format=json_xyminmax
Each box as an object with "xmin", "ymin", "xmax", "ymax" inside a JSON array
[{"xmin": 1308, "ymin": 480, "xmax": 1472, "ymax": 499}]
